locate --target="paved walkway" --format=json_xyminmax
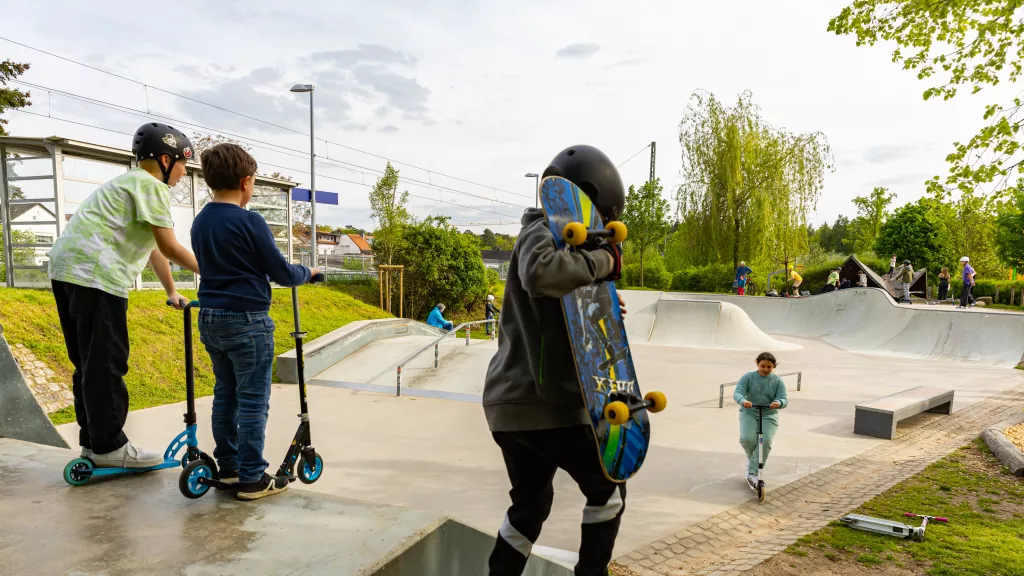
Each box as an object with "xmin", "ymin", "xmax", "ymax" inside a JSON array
[{"xmin": 612, "ymin": 382, "xmax": 1024, "ymax": 575}]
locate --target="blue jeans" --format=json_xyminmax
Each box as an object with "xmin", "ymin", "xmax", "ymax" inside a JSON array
[{"xmin": 198, "ymin": 309, "xmax": 276, "ymax": 484}]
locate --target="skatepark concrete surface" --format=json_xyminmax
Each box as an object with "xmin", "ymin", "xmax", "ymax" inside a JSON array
[{"xmin": 5, "ymin": 288, "xmax": 1024, "ymax": 572}]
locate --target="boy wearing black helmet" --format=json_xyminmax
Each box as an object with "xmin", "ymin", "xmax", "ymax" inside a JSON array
[
  {"xmin": 48, "ymin": 122, "xmax": 200, "ymax": 469},
  {"xmin": 483, "ymin": 145, "xmax": 627, "ymax": 576}
]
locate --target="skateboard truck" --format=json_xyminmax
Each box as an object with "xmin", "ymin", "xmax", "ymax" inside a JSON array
[
  {"xmin": 563, "ymin": 220, "xmax": 627, "ymax": 247},
  {"xmin": 603, "ymin": 390, "xmax": 667, "ymax": 425},
  {"xmin": 840, "ymin": 513, "xmax": 948, "ymax": 540}
]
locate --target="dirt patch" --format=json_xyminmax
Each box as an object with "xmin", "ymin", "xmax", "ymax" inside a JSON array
[
  {"xmin": 751, "ymin": 552, "xmax": 924, "ymax": 576},
  {"xmin": 1005, "ymin": 422, "xmax": 1024, "ymax": 453}
]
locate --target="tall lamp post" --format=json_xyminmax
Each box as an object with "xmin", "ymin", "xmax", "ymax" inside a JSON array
[
  {"xmin": 524, "ymin": 173, "xmax": 539, "ymax": 208},
  {"xmin": 291, "ymin": 83, "xmax": 316, "ymax": 264}
]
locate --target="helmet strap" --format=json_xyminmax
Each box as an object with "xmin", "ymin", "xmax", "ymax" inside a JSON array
[{"xmin": 160, "ymin": 157, "xmax": 178, "ymax": 184}]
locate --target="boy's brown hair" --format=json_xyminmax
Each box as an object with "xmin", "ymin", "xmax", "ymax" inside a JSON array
[{"xmin": 200, "ymin": 143, "xmax": 258, "ymax": 190}]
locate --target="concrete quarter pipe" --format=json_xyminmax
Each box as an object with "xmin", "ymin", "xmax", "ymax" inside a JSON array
[{"xmin": 621, "ymin": 288, "xmax": 1024, "ymax": 367}]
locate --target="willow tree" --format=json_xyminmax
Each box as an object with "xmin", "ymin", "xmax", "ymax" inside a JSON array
[{"xmin": 676, "ymin": 90, "xmax": 832, "ymax": 271}]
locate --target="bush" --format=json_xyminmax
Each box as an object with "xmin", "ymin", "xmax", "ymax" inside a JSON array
[
  {"xmin": 621, "ymin": 256, "xmax": 672, "ymax": 290},
  {"xmin": 948, "ymin": 278, "xmax": 1024, "ymax": 304},
  {"xmin": 671, "ymin": 263, "xmax": 735, "ymax": 293}
]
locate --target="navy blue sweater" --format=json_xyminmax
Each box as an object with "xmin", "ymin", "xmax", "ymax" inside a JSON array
[{"xmin": 191, "ymin": 202, "xmax": 311, "ymax": 311}]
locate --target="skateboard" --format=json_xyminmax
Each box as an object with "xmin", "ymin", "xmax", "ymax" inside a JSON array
[{"xmin": 538, "ymin": 175, "xmax": 667, "ymax": 483}]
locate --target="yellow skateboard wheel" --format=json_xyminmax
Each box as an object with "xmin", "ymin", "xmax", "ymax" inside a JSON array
[
  {"xmin": 645, "ymin": 391, "xmax": 667, "ymax": 413},
  {"xmin": 604, "ymin": 401, "xmax": 630, "ymax": 425},
  {"xmin": 605, "ymin": 221, "xmax": 627, "ymax": 244},
  {"xmin": 563, "ymin": 222, "xmax": 588, "ymax": 246}
]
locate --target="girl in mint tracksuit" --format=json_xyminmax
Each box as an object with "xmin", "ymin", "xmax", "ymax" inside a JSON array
[{"xmin": 734, "ymin": 352, "xmax": 788, "ymax": 490}]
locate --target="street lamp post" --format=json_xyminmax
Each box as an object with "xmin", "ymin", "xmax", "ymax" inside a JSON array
[
  {"xmin": 524, "ymin": 173, "xmax": 539, "ymax": 208},
  {"xmin": 291, "ymin": 83, "xmax": 316, "ymax": 265}
]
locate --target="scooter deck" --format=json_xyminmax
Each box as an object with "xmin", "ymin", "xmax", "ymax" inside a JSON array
[{"xmin": 539, "ymin": 176, "xmax": 650, "ymax": 483}]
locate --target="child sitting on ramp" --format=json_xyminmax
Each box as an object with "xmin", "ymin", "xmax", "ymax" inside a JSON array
[{"xmin": 734, "ymin": 352, "xmax": 788, "ymax": 490}]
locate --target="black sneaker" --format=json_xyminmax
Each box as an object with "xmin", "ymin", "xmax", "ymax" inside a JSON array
[
  {"xmin": 237, "ymin": 473, "xmax": 289, "ymax": 500},
  {"xmin": 218, "ymin": 470, "xmax": 239, "ymax": 490}
]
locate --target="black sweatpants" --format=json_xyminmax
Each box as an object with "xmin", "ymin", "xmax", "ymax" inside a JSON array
[
  {"xmin": 52, "ymin": 280, "xmax": 131, "ymax": 454},
  {"xmin": 489, "ymin": 426, "xmax": 626, "ymax": 576},
  {"xmin": 959, "ymin": 283, "xmax": 973, "ymax": 308}
]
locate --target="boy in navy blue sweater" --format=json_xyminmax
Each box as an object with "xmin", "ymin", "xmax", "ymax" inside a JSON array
[{"xmin": 192, "ymin": 143, "xmax": 319, "ymax": 500}]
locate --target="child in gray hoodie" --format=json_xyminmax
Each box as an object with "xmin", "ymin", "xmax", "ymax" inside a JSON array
[{"xmin": 483, "ymin": 145, "xmax": 626, "ymax": 576}]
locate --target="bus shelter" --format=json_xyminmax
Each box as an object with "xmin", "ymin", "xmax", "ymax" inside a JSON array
[{"xmin": 1, "ymin": 136, "xmax": 295, "ymax": 290}]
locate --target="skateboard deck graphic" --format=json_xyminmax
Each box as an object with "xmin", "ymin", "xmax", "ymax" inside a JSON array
[{"xmin": 539, "ymin": 176, "xmax": 651, "ymax": 483}]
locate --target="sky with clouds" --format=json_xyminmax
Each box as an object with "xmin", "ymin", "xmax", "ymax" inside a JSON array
[{"xmin": 2, "ymin": 0, "xmax": 1015, "ymax": 234}]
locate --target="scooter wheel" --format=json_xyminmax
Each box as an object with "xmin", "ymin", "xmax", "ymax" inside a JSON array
[
  {"xmin": 757, "ymin": 480, "xmax": 766, "ymax": 503},
  {"xmin": 562, "ymin": 222, "xmax": 588, "ymax": 246},
  {"xmin": 298, "ymin": 453, "xmax": 324, "ymax": 484},
  {"xmin": 180, "ymin": 460, "xmax": 213, "ymax": 499},
  {"xmin": 604, "ymin": 401, "xmax": 630, "ymax": 425},
  {"xmin": 605, "ymin": 221, "xmax": 628, "ymax": 244},
  {"xmin": 644, "ymin": 391, "xmax": 668, "ymax": 413},
  {"xmin": 64, "ymin": 458, "xmax": 94, "ymax": 486}
]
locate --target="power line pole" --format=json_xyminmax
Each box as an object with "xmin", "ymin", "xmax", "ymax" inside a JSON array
[{"xmin": 649, "ymin": 141, "xmax": 656, "ymax": 183}]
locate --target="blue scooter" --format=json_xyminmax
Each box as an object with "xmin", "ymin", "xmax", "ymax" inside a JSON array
[{"xmin": 63, "ymin": 299, "xmax": 205, "ymax": 487}]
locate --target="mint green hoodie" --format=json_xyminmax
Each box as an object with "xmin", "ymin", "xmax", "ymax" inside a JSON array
[{"xmin": 733, "ymin": 371, "xmax": 788, "ymax": 421}]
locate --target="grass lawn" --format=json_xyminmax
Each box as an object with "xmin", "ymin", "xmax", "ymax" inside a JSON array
[
  {"xmin": 0, "ymin": 284, "xmax": 390, "ymax": 425},
  {"xmin": 751, "ymin": 438, "xmax": 1024, "ymax": 576}
]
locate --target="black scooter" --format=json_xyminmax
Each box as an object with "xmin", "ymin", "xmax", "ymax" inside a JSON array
[{"xmin": 272, "ymin": 280, "xmax": 324, "ymax": 484}]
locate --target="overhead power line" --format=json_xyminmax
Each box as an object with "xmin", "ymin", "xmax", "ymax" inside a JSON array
[
  {"xmin": 11, "ymin": 109, "xmax": 523, "ymax": 224},
  {"xmin": 0, "ymin": 35, "xmax": 532, "ymax": 201}
]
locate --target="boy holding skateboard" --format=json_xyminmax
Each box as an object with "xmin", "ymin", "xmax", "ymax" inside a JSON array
[
  {"xmin": 49, "ymin": 122, "xmax": 199, "ymax": 469},
  {"xmin": 482, "ymin": 145, "xmax": 627, "ymax": 576},
  {"xmin": 191, "ymin": 143, "xmax": 319, "ymax": 500}
]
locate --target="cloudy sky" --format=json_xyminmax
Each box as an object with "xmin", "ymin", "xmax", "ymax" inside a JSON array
[{"xmin": 1, "ymin": 0, "xmax": 1013, "ymax": 234}]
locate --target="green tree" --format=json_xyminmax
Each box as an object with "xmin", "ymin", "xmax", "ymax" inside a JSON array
[
  {"xmin": 874, "ymin": 202, "xmax": 941, "ymax": 272},
  {"xmin": 994, "ymin": 183, "xmax": 1024, "ymax": 269},
  {"xmin": 622, "ymin": 178, "xmax": 670, "ymax": 286},
  {"xmin": 813, "ymin": 215, "xmax": 854, "ymax": 254},
  {"xmin": 850, "ymin": 186, "xmax": 895, "ymax": 252},
  {"xmin": 368, "ymin": 162, "xmax": 411, "ymax": 266},
  {"xmin": 828, "ymin": 2, "xmax": 1024, "ymax": 193},
  {"xmin": 676, "ymin": 90, "xmax": 832, "ymax": 270},
  {"xmin": 921, "ymin": 189, "xmax": 1001, "ymax": 276},
  {"xmin": 392, "ymin": 216, "xmax": 488, "ymax": 320},
  {"xmin": 0, "ymin": 60, "xmax": 31, "ymax": 136}
]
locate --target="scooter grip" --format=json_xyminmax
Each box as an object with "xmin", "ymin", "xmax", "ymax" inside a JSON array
[
  {"xmin": 310, "ymin": 273, "xmax": 326, "ymax": 284},
  {"xmin": 934, "ymin": 517, "xmax": 949, "ymax": 522}
]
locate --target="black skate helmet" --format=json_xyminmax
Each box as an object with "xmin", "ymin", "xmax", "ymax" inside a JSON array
[
  {"xmin": 542, "ymin": 145, "xmax": 625, "ymax": 220},
  {"xmin": 132, "ymin": 122, "xmax": 195, "ymax": 184},
  {"xmin": 903, "ymin": 260, "xmax": 911, "ymax": 266}
]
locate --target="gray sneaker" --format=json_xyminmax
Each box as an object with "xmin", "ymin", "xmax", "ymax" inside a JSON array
[
  {"xmin": 80, "ymin": 447, "xmax": 93, "ymax": 459},
  {"xmin": 91, "ymin": 441, "xmax": 164, "ymax": 469}
]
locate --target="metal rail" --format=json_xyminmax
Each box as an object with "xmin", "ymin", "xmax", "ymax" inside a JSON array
[
  {"xmin": 719, "ymin": 371, "xmax": 802, "ymax": 408},
  {"xmin": 395, "ymin": 319, "xmax": 497, "ymax": 396}
]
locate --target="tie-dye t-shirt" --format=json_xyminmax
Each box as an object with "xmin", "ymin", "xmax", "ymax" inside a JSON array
[{"xmin": 48, "ymin": 168, "xmax": 174, "ymax": 298}]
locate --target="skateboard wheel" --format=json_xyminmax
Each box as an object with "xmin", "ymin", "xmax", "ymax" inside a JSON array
[
  {"xmin": 644, "ymin": 391, "xmax": 667, "ymax": 413},
  {"xmin": 604, "ymin": 401, "xmax": 630, "ymax": 425},
  {"xmin": 605, "ymin": 221, "xmax": 627, "ymax": 244},
  {"xmin": 563, "ymin": 222, "xmax": 588, "ymax": 246}
]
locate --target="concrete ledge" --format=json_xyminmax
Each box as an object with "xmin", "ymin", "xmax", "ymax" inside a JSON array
[
  {"xmin": 0, "ymin": 329, "xmax": 69, "ymax": 449},
  {"xmin": 854, "ymin": 386, "xmax": 954, "ymax": 440},
  {"xmin": 982, "ymin": 417, "xmax": 1024, "ymax": 477},
  {"xmin": 277, "ymin": 318, "xmax": 443, "ymax": 383}
]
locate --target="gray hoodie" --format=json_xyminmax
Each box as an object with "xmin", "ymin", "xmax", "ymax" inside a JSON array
[{"xmin": 482, "ymin": 208, "xmax": 614, "ymax": 432}]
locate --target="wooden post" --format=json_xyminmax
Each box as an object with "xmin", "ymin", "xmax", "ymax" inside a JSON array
[
  {"xmin": 399, "ymin": 268, "xmax": 404, "ymax": 318},
  {"xmin": 996, "ymin": 286, "xmax": 1000, "ymax": 305},
  {"xmin": 379, "ymin": 268, "xmax": 383, "ymax": 309},
  {"xmin": 1012, "ymin": 285, "xmax": 1015, "ymax": 307}
]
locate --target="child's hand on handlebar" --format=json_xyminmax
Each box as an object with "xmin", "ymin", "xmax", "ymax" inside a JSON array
[
  {"xmin": 742, "ymin": 400, "xmax": 752, "ymax": 408},
  {"xmin": 770, "ymin": 401, "xmax": 781, "ymax": 409},
  {"xmin": 166, "ymin": 292, "xmax": 188, "ymax": 310}
]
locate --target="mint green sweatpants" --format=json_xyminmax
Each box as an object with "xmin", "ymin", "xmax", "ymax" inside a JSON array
[{"xmin": 739, "ymin": 412, "xmax": 778, "ymax": 476}]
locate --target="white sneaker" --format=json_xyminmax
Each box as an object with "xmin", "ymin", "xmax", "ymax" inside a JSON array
[
  {"xmin": 80, "ymin": 447, "xmax": 93, "ymax": 459},
  {"xmin": 746, "ymin": 474, "xmax": 758, "ymax": 490},
  {"xmin": 91, "ymin": 441, "xmax": 164, "ymax": 469}
]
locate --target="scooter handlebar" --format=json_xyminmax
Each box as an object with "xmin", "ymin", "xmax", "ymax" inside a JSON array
[
  {"xmin": 904, "ymin": 513, "xmax": 948, "ymax": 522},
  {"xmin": 310, "ymin": 273, "xmax": 325, "ymax": 284},
  {"xmin": 166, "ymin": 298, "xmax": 200, "ymax": 309}
]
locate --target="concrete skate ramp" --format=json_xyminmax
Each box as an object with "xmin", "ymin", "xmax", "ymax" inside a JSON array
[
  {"xmin": 653, "ymin": 288, "xmax": 1024, "ymax": 367},
  {"xmin": 644, "ymin": 299, "xmax": 800, "ymax": 351},
  {"xmin": 0, "ymin": 438, "xmax": 570, "ymax": 575},
  {"xmin": 0, "ymin": 327, "xmax": 69, "ymax": 449}
]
